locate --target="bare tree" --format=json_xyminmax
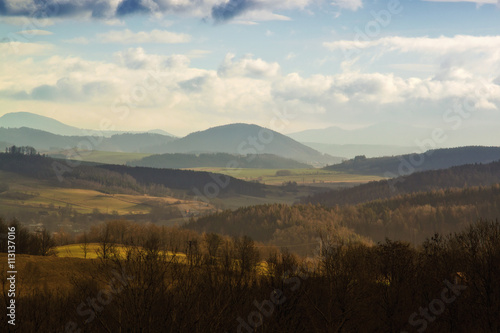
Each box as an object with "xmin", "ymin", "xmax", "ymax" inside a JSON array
[
  {"xmin": 96, "ymin": 223, "xmax": 116, "ymax": 259},
  {"xmin": 37, "ymin": 228, "xmax": 57, "ymax": 256},
  {"xmin": 79, "ymin": 231, "xmax": 90, "ymax": 259}
]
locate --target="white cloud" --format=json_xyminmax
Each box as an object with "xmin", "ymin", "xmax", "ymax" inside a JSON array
[
  {"xmin": 331, "ymin": 0, "xmax": 363, "ymax": 11},
  {"xmin": 324, "ymin": 35, "xmax": 500, "ymax": 54},
  {"xmin": 1, "ymin": 46, "xmax": 499, "ymax": 135},
  {"xmin": 15, "ymin": 29, "xmax": 53, "ymax": 36},
  {"xmin": 218, "ymin": 53, "xmax": 281, "ymax": 78},
  {"xmin": 96, "ymin": 29, "xmax": 191, "ymax": 44},
  {"xmin": 235, "ymin": 10, "xmax": 292, "ymax": 22},
  {"xmin": 114, "ymin": 47, "xmax": 190, "ymax": 69},
  {"xmin": 324, "ymin": 35, "xmax": 500, "ymax": 80}
]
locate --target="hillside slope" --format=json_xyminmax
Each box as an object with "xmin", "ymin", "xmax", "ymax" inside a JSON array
[
  {"xmin": 325, "ymin": 146, "xmax": 500, "ymax": 176},
  {"xmin": 128, "ymin": 152, "xmax": 311, "ymax": 169},
  {"xmin": 0, "ymin": 153, "xmax": 265, "ymax": 197},
  {"xmin": 303, "ymin": 159, "xmax": 500, "ymax": 206},
  {"xmin": 159, "ymin": 123, "xmax": 341, "ymax": 165}
]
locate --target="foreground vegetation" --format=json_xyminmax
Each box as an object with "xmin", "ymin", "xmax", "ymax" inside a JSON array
[{"xmin": 1, "ymin": 219, "xmax": 499, "ymax": 332}]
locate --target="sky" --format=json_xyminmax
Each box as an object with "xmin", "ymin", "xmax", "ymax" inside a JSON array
[{"xmin": 1, "ymin": 0, "xmax": 500, "ymax": 139}]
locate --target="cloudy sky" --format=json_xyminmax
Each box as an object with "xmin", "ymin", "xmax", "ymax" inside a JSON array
[{"xmin": 1, "ymin": 0, "xmax": 500, "ymax": 139}]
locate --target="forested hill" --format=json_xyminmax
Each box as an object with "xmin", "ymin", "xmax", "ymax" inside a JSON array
[
  {"xmin": 127, "ymin": 152, "xmax": 311, "ymax": 169},
  {"xmin": 0, "ymin": 153, "xmax": 265, "ymax": 197},
  {"xmin": 97, "ymin": 164, "xmax": 265, "ymax": 197},
  {"xmin": 187, "ymin": 184, "xmax": 500, "ymax": 247},
  {"xmin": 184, "ymin": 203, "xmax": 371, "ymax": 254},
  {"xmin": 302, "ymin": 160, "xmax": 500, "ymax": 206},
  {"xmin": 325, "ymin": 146, "xmax": 500, "ymax": 176}
]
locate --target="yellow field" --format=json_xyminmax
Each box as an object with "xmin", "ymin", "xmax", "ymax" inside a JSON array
[
  {"xmin": 56, "ymin": 243, "xmax": 269, "ymax": 275},
  {"xmin": 56, "ymin": 243, "xmax": 126, "ymax": 259},
  {"xmin": 0, "ymin": 170, "xmax": 214, "ymax": 216},
  {"xmin": 56, "ymin": 243, "xmax": 187, "ymax": 260}
]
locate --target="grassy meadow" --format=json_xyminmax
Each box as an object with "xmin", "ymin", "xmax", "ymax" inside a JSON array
[
  {"xmin": 185, "ymin": 167, "xmax": 383, "ymax": 185},
  {"xmin": 48, "ymin": 150, "xmax": 152, "ymax": 165}
]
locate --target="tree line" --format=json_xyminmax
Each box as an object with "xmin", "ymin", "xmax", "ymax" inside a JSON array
[{"xmin": 0, "ymin": 219, "xmax": 499, "ymax": 332}]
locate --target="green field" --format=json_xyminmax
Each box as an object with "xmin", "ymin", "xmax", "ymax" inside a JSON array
[{"xmin": 186, "ymin": 167, "xmax": 383, "ymax": 185}]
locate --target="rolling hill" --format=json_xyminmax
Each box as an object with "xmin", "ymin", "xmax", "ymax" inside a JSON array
[
  {"xmin": 302, "ymin": 158, "xmax": 500, "ymax": 206},
  {"xmin": 157, "ymin": 123, "xmax": 341, "ymax": 166},
  {"xmin": 0, "ymin": 152, "xmax": 266, "ymax": 197},
  {"xmin": 0, "ymin": 120, "xmax": 340, "ymax": 166},
  {"xmin": 325, "ymin": 146, "xmax": 500, "ymax": 176}
]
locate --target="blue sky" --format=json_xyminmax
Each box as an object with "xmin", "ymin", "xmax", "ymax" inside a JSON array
[{"xmin": 0, "ymin": 0, "xmax": 499, "ymax": 141}]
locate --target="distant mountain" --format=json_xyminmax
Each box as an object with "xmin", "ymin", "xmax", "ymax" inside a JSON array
[
  {"xmin": 288, "ymin": 122, "xmax": 432, "ymax": 146},
  {"xmin": 289, "ymin": 122, "xmax": 500, "ymax": 148},
  {"xmin": 0, "ymin": 112, "xmax": 176, "ymax": 137},
  {"xmin": 0, "ymin": 127, "xmax": 175, "ymax": 153},
  {"xmin": 302, "ymin": 143, "xmax": 419, "ymax": 159},
  {"xmin": 325, "ymin": 146, "xmax": 500, "ymax": 177},
  {"xmin": 128, "ymin": 153, "xmax": 311, "ymax": 169},
  {"xmin": 158, "ymin": 123, "xmax": 341, "ymax": 166},
  {"xmin": 0, "ymin": 112, "xmax": 83, "ymax": 137}
]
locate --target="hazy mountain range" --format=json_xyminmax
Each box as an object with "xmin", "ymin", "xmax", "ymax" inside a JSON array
[
  {"xmin": 288, "ymin": 122, "xmax": 500, "ymax": 156},
  {"xmin": 0, "ymin": 112, "xmax": 341, "ymax": 166},
  {"xmin": 2, "ymin": 112, "xmax": 499, "ymax": 169},
  {"xmin": 325, "ymin": 146, "xmax": 500, "ymax": 176},
  {"xmin": 0, "ymin": 112, "xmax": 175, "ymax": 137}
]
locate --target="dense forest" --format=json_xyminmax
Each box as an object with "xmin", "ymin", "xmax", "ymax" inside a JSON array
[
  {"xmin": 185, "ymin": 204, "xmax": 372, "ymax": 255},
  {"xmin": 325, "ymin": 146, "xmax": 500, "ymax": 176},
  {"xmin": 1, "ymin": 218, "xmax": 499, "ymax": 332},
  {"xmin": 304, "ymin": 160, "xmax": 500, "ymax": 206},
  {"xmin": 128, "ymin": 152, "xmax": 311, "ymax": 169},
  {"xmin": 187, "ymin": 184, "xmax": 500, "ymax": 251}
]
